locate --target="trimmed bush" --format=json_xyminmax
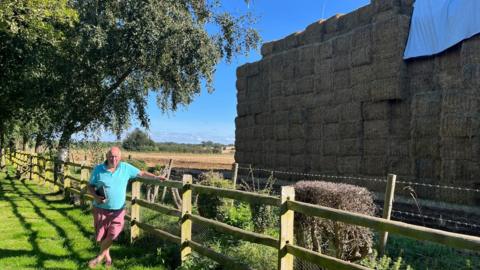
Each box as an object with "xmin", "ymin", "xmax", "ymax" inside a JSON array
[
  {"xmin": 294, "ymin": 181, "xmax": 375, "ymax": 261},
  {"xmin": 197, "ymin": 171, "xmax": 233, "ymax": 221}
]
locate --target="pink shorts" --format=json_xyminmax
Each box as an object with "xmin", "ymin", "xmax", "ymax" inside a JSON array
[{"xmin": 93, "ymin": 207, "xmax": 126, "ymax": 242}]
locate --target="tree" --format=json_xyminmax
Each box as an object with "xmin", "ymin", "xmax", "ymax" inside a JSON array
[
  {"xmin": 122, "ymin": 128, "xmax": 155, "ymax": 151},
  {"xmin": 47, "ymin": 0, "xmax": 259, "ymax": 180}
]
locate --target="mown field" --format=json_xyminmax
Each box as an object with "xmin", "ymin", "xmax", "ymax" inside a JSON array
[{"xmin": 69, "ymin": 150, "xmax": 234, "ymax": 170}]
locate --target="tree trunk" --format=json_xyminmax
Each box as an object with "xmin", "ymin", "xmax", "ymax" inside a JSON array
[
  {"xmin": 0, "ymin": 126, "xmax": 4, "ymax": 169},
  {"xmin": 54, "ymin": 132, "xmax": 71, "ymax": 184},
  {"xmin": 34, "ymin": 134, "xmax": 44, "ymax": 153},
  {"xmin": 22, "ymin": 134, "xmax": 28, "ymax": 151}
]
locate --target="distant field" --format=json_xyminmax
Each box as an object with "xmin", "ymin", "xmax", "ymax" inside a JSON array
[{"xmin": 70, "ymin": 149, "xmax": 234, "ymax": 170}]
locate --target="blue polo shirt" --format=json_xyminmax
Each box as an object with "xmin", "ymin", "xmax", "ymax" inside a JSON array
[{"xmin": 88, "ymin": 162, "xmax": 140, "ymax": 210}]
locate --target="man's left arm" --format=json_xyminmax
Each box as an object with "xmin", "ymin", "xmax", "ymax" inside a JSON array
[{"xmin": 137, "ymin": 171, "xmax": 167, "ymax": 181}]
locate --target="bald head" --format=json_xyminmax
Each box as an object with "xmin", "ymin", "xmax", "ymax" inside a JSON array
[{"xmin": 106, "ymin": 147, "xmax": 122, "ymax": 168}]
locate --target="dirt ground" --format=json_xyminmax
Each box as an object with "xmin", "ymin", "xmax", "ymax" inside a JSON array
[{"xmin": 70, "ymin": 149, "xmax": 235, "ymax": 170}]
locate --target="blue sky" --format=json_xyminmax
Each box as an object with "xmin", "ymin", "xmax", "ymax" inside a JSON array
[{"xmin": 101, "ymin": 0, "xmax": 370, "ymax": 144}]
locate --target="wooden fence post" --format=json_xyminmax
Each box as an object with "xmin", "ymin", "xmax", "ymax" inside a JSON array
[
  {"xmin": 130, "ymin": 180, "xmax": 141, "ymax": 243},
  {"xmin": 63, "ymin": 164, "xmax": 71, "ymax": 200},
  {"xmin": 231, "ymin": 163, "xmax": 239, "ymax": 190},
  {"xmin": 80, "ymin": 166, "xmax": 87, "ymax": 206},
  {"xmin": 379, "ymin": 174, "xmax": 397, "ymax": 254},
  {"xmin": 181, "ymin": 174, "xmax": 193, "ymax": 263},
  {"xmin": 279, "ymin": 186, "xmax": 295, "ymax": 270},
  {"xmin": 28, "ymin": 155, "xmax": 33, "ymax": 181}
]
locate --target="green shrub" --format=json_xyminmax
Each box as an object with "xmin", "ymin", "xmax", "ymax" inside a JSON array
[
  {"xmin": 196, "ymin": 171, "xmax": 232, "ymax": 221},
  {"xmin": 221, "ymin": 202, "xmax": 252, "ymax": 229},
  {"xmin": 360, "ymin": 250, "xmax": 412, "ymax": 270}
]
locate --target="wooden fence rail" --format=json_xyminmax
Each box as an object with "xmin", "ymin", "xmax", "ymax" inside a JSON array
[{"xmin": 4, "ymin": 151, "xmax": 480, "ymax": 270}]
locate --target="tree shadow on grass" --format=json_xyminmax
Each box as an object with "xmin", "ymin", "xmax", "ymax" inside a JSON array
[{"xmin": 1, "ymin": 177, "xmax": 92, "ymax": 269}]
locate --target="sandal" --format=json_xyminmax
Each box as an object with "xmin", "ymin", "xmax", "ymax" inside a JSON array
[{"xmin": 88, "ymin": 257, "xmax": 101, "ymax": 269}]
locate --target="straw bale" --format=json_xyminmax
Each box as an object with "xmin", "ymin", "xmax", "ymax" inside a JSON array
[
  {"xmin": 236, "ymin": 102, "xmax": 249, "ymax": 117},
  {"xmin": 333, "ymin": 70, "xmax": 351, "ymax": 90},
  {"xmin": 462, "ymin": 64, "xmax": 480, "ymax": 91},
  {"xmin": 272, "ymin": 39, "xmax": 287, "ymax": 54},
  {"xmin": 284, "ymin": 32, "xmax": 300, "ymax": 49},
  {"xmin": 414, "ymin": 137, "xmax": 439, "ymax": 158},
  {"xmin": 334, "ymin": 88, "xmax": 353, "ymax": 105},
  {"xmin": 441, "ymin": 93, "xmax": 476, "ymax": 114},
  {"xmin": 339, "ymin": 102, "xmax": 362, "ymax": 122},
  {"xmin": 351, "ymin": 64, "xmax": 374, "ymax": 85},
  {"xmin": 333, "ymin": 34, "xmax": 351, "ymax": 54},
  {"xmin": 390, "ymin": 117, "xmax": 411, "ymax": 138},
  {"xmin": 438, "ymin": 69, "xmax": 463, "ymax": 91},
  {"xmin": 338, "ymin": 139, "xmax": 361, "ymax": 156},
  {"xmin": 440, "ymin": 137, "xmax": 472, "ymax": 159},
  {"xmin": 337, "ymin": 156, "xmax": 361, "ymax": 174},
  {"xmin": 415, "ymin": 158, "xmax": 440, "ymax": 179},
  {"xmin": 306, "ymin": 140, "xmax": 322, "ymax": 155},
  {"xmin": 391, "ymin": 100, "xmax": 410, "ymax": 118},
  {"xmin": 274, "ymin": 110, "xmax": 288, "ymax": 125},
  {"xmin": 324, "ymin": 14, "xmax": 341, "ymax": 34},
  {"xmin": 364, "ymin": 120, "xmax": 389, "ymax": 138},
  {"xmin": 362, "ymin": 156, "xmax": 386, "ymax": 175},
  {"xmin": 306, "ymin": 125, "xmax": 322, "ymax": 141},
  {"xmin": 235, "ymin": 115, "xmax": 255, "ymax": 128},
  {"xmin": 309, "ymin": 108, "xmax": 324, "ymax": 124},
  {"xmin": 314, "ymin": 73, "xmax": 333, "ymax": 93},
  {"xmin": 461, "ymin": 35, "xmax": 480, "ymax": 63},
  {"xmin": 351, "ymin": 81, "xmax": 372, "ymax": 101},
  {"xmin": 289, "ymin": 110, "xmax": 305, "ymax": 124},
  {"xmin": 408, "ymin": 74, "xmax": 435, "ymax": 93},
  {"xmin": 370, "ymin": 77, "xmax": 405, "ymax": 101},
  {"xmin": 293, "ymin": 181, "xmax": 374, "ymax": 261},
  {"xmin": 352, "ymin": 46, "xmax": 372, "ymax": 67},
  {"xmin": 274, "ymin": 125, "xmax": 289, "ymax": 140},
  {"xmin": 412, "ymin": 117, "xmax": 439, "ymax": 137},
  {"xmin": 323, "ymin": 140, "xmax": 339, "ymax": 155},
  {"xmin": 260, "ymin": 41, "xmax": 274, "ymax": 57},
  {"xmin": 296, "ymin": 76, "xmax": 314, "ymax": 95},
  {"xmin": 289, "ymin": 124, "xmax": 305, "ymax": 139},
  {"xmin": 338, "ymin": 121, "xmax": 362, "ymax": 139},
  {"xmin": 263, "ymin": 126, "xmax": 274, "ymax": 140},
  {"xmin": 269, "ymin": 81, "xmax": 282, "ymax": 98},
  {"xmin": 323, "ymin": 123, "xmax": 339, "ymax": 139},
  {"xmin": 364, "ymin": 138, "xmax": 387, "ymax": 156},
  {"xmin": 374, "ymin": 57, "xmax": 406, "ymax": 80},
  {"xmin": 389, "ymin": 139, "xmax": 409, "ymax": 156},
  {"xmin": 356, "ymin": 5, "xmax": 374, "ymax": 25},
  {"xmin": 253, "ymin": 127, "xmax": 263, "ymax": 140},
  {"xmin": 290, "ymin": 154, "xmax": 306, "ymax": 169},
  {"xmin": 271, "ymin": 96, "xmax": 287, "ymax": 112},
  {"xmin": 363, "ymin": 101, "xmax": 389, "ymax": 120},
  {"xmin": 337, "ymin": 11, "xmax": 359, "ymax": 32},
  {"xmin": 440, "ymin": 114, "xmax": 470, "ymax": 137},
  {"xmin": 352, "ymin": 25, "xmax": 372, "ymax": 49},
  {"xmin": 296, "ymin": 60, "xmax": 315, "ymax": 79},
  {"xmin": 333, "ymin": 53, "xmax": 351, "ymax": 71},
  {"xmin": 275, "ymin": 154, "xmax": 290, "ymax": 167},
  {"xmin": 250, "ymin": 102, "xmax": 264, "ymax": 114},
  {"xmin": 304, "ymin": 20, "xmax": 325, "ymax": 44},
  {"xmin": 387, "ymin": 156, "xmax": 411, "ymax": 175},
  {"xmin": 315, "ymin": 40, "xmax": 333, "ymax": 60},
  {"xmin": 318, "ymin": 156, "xmax": 337, "ymax": 172},
  {"xmin": 412, "ymin": 94, "xmax": 440, "ymax": 117},
  {"xmin": 314, "ymin": 57, "xmax": 332, "ymax": 76},
  {"xmin": 322, "ymin": 105, "xmax": 339, "ymax": 123}
]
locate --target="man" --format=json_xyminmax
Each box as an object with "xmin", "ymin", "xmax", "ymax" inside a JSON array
[{"xmin": 87, "ymin": 146, "xmax": 165, "ymax": 268}]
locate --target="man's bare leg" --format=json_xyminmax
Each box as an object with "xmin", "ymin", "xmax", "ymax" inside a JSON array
[{"xmin": 88, "ymin": 237, "xmax": 113, "ymax": 268}]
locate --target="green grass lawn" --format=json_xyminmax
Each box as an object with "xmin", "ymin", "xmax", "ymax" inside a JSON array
[{"xmin": 0, "ymin": 169, "xmax": 170, "ymax": 270}]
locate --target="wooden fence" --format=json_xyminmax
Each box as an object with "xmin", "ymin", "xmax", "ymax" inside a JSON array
[{"xmin": 4, "ymin": 151, "xmax": 480, "ymax": 270}]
